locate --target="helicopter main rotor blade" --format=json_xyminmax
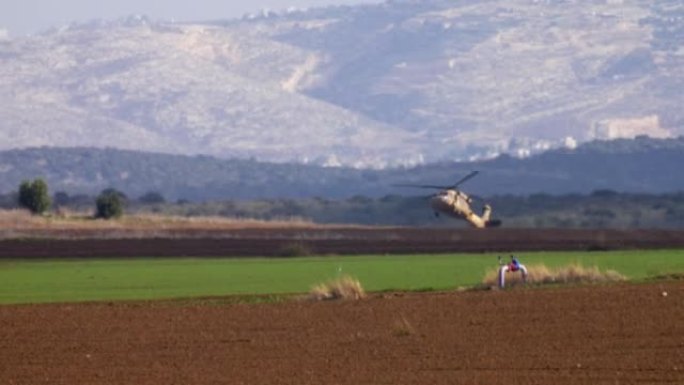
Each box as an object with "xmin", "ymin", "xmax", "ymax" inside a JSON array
[
  {"xmin": 451, "ymin": 171, "xmax": 479, "ymax": 189},
  {"xmin": 392, "ymin": 184, "xmax": 451, "ymax": 190}
]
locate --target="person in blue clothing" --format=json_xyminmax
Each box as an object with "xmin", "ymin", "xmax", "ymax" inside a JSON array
[
  {"xmin": 508, "ymin": 255, "xmax": 521, "ymax": 272},
  {"xmin": 498, "ymin": 255, "xmax": 521, "ymax": 271}
]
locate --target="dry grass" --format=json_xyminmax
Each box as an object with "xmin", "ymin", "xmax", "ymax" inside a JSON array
[
  {"xmin": 0, "ymin": 209, "xmax": 312, "ymax": 229},
  {"xmin": 391, "ymin": 315, "xmax": 415, "ymax": 337},
  {"xmin": 308, "ymin": 275, "xmax": 366, "ymax": 301},
  {"xmin": 0, "ymin": 209, "xmax": 329, "ymax": 239},
  {"xmin": 482, "ymin": 263, "xmax": 626, "ymax": 288}
]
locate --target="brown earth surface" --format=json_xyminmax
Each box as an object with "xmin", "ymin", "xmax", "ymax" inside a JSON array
[
  {"xmin": 2, "ymin": 228, "xmax": 684, "ymax": 258},
  {"xmin": 1, "ymin": 282, "xmax": 683, "ymax": 385}
]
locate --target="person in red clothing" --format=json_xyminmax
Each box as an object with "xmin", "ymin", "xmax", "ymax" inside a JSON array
[{"xmin": 508, "ymin": 255, "xmax": 521, "ymax": 272}]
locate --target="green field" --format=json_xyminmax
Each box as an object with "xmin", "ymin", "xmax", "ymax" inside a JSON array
[{"xmin": 1, "ymin": 250, "xmax": 683, "ymax": 305}]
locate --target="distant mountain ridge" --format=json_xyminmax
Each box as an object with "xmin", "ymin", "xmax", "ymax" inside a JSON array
[
  {"xmin": 1, "ymin": 1, "xmax": 682, "ymax": 167},
  {"xmin": 0, "ymin": 137, "xmax": 682, "ymax": 201}
]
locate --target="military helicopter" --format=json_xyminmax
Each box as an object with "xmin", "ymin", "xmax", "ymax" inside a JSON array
[{"xmin": 396, "ymin": 171, "xmax": 502, "ymax": 228}]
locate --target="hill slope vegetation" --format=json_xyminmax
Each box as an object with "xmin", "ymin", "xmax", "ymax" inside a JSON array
[{"xmin": 1, "ymin": 1, "xmax": 682, "ymax": 166}]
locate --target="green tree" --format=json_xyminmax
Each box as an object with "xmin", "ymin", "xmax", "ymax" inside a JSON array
[
  {"xmin": 18, "ymin": 178, "xmax": 51, "ymax": 215},
  {"xmin": 95, "ymin": 189, "xmax": 125, "ymax": 219}
]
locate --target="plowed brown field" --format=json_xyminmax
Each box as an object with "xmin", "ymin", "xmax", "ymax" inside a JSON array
[
  {"xmin": 2, "ymin": 228, "xmax": 684, "ymax": 258},
  {"xmin": 2, "ymin": 282, "xmax": 683, "ymax": 385}
]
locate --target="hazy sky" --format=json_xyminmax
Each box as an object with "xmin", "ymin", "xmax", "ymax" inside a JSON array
[{"xmin": 0, "ymin": 0, "xmax": 382, "ymax": 37}]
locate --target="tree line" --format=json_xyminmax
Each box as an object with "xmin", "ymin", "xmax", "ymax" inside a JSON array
[
  {"xmin": 2, "ymin": 137, "xmax": 684, "ymax": 202},
  {"xmin": 5, "ymin": 178, "xmax": 684, "ymax": 229},
  {"xmin": 14, "ymin": 178, "xmax": 133, "ymax": 219}
]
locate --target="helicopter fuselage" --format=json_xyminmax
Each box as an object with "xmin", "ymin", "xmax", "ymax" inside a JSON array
[
  {"xmin": 430, "ymin": 189, "xmax": 474, "ymax": 219},
  {"xmin": 430, "ymin": 189, "xmax": 492, "ymax": 228}
]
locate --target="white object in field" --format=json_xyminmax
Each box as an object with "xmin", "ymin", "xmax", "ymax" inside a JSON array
[{"xmin": 498, "ymin": 264, "xmax": 528, "ymax": 289}]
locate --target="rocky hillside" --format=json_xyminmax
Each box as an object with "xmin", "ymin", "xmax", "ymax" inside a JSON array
[{"xmin": 0, "ymin": 1, "xmax": 682, "ymax": 167}]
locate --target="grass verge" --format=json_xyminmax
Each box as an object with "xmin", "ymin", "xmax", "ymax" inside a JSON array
[{"xmin": 1, "ymin": 250, "xmax": 682, "ymax": 305}]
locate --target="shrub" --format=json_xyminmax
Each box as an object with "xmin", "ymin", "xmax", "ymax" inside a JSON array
[
  {"xmin": 308, "ymin": 275, "xmax": 366, "ymax": 301},
  {"xmin": 18, "ymin": 178, "xmax": 51, "ymax": 215},
  {"xmin": 95, "ymin": 189, "xmax": 125, "ymax": 219},
  {"xmin": 482, "ymin": 263, "xmax": 626, "ymax": 288}
]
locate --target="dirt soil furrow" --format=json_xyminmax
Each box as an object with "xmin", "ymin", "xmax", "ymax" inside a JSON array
[
  {"xmin": 1, "ymin": 282, "xmax": 683, "ymax": 385},
  {"xmin": 2, "ymin": 228, "xmax": 684, "ymax": 258}
]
